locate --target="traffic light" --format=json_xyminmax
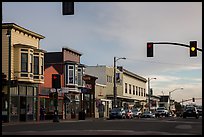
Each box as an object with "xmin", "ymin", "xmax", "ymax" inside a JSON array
[
  {"xmin": 190, "ymin": 41, "xmax": 197, "ymax": 57},
  {"xmin": 52, "ymin": 74, "xmax": 61, "ymax": 89},
  {"xmin": 147, "ymin": 42, "xmax": 154, "ymax": 57},
  {"xmin": 62, "ymin": 2, "xmax": 74, "ymax": 15},
  {"xmin": 192, "ymin": 98, "xmax": 195, "ymax": 102}
]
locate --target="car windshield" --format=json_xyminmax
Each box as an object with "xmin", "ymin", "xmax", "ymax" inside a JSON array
[
  {"xmin": 132, "ymin": 109, "xmax": 139, "ymax": 112},
  {"xmin": 186, "ymin": 106, "xmax": 195, "ymax": 111},
  {"xmin": 111, "ymin": 108, "xmax": 122, "ymax": 112},
  {"xmin": 144, "ymin": 111, "xmax": 151, "ymax": 114},
  {"xmin": 157, "ymin": 107, "xmax": 166, "ymax": 110}
]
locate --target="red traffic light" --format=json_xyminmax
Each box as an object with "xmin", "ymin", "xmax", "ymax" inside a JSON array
[
  {"xmin": 147, "ymin": 42, "xmax": 154, "ymax": 57},
  {"xmin": 52, "ymin": 74, "xmax": 61, "ymax": 89}
]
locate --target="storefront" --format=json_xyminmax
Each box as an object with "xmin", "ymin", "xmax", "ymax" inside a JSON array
[
  {"xmin": 81, "ymin": 74, "xmax": 97, "ymax": 118},
  {"xmin": 39, "ymin": 88, "xmax": 64, "ymax": 120},
  {"xmin": 64, "ymin": 91, "xmax": 80, "ymax": 119},
  {"xmin": 2, "ymin": 84, "xmax": 38, "ymax": 122}
]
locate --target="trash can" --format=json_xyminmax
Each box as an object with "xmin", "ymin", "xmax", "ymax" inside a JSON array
[{"xmin": 79, "ymin": 111, "xmax": 85, "ymax": 120}]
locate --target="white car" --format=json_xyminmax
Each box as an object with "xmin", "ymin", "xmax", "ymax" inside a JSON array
[
  {"xmin": 132, "ymin": 108, "xmax": 142, "ymax": 118},
  {"xmin": 155, "ymin": 107, "xmax": 169, "ymax": 117}
]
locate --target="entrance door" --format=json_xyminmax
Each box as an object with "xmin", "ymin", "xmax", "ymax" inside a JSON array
[{"xmin": 20, "ymin": 96, "xmax": 26, "ymax": 121}]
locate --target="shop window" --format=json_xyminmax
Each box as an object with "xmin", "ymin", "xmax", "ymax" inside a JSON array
[
  {"xmin": 34, "ymin": 87, "xmax": 37, "ymax": 96},
  {"xmin": 10, "ymin": 96, "xmax": 18, "ymax": 115},
  {"xmin": 19, "ymin": 86, "xmax": 26, "ymax": 95},
  {"xmin": 27, "ymin": 87, "xmax": 34, "ymax": 96},
  {"xmin": 27, "ymin": 97, "xmax": 33, "ymax": 115},
  {"xmin": 10, "ymin": 87, "xmax": 18, "ymax": 95}
]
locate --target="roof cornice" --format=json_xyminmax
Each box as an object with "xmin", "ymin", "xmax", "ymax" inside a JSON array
[{"xmin": 2, "ymin": 23, "xmax": 45, "ymax": 39}]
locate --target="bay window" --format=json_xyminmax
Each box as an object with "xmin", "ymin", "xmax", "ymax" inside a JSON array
[
  {"xmin": 21, "ymin": 53, "xmax": 28, "ymax": 72},
  {"xmin": 34, "ymin": 56, "xmax": 39, "ymax": 75}
]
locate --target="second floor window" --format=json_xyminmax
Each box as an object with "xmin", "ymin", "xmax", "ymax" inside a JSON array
[
  {"xmin": 41, "ymin": 57, "xmax": 44, "ymax": 75},
  {"xmin": 141, "ymin": 88, "xmax": 143, "ymax": 97},
  {"xmin": 136, "ymin": 86, "xmax": 138, "ymax": 95},
  {"xmin": 30, "ymin": 54, "xmax": 33, "ymax": 73},
  {"xmin": 68, "ymin": 65, "xmax": 74, "ymax": 84},
  {"xmin": 21, "ymin": 53, "xmax": 28, "ymax": 72},
  {"xmin": 144, "ymin": 88, "xmax": 146, "ymax": 97},
  {"xmin": 78, "ymin": 68, "xmax": 82, "ymax": 86},
  {"xmin": 129, "ymin": 84, "xmax": 131, "ymax": 94},
  {"xmin": 34, "ymin": 56, "xmax": 39, "ymax": 75},
  {"xmin": 133, "ymin": 85, "xmax": 135, "ymax": 95},
  {"xmin": 69, "ymin": 66, "xmax": 74, "ymax": 84},
  {"xmin": 125, "ymin": 83, "xmax": 127, "ymax": 93}
]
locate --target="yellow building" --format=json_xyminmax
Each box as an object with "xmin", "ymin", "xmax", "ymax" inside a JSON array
[{"xmin": 2, "ymin": 23, "xmax": 46, "ymax": 122}]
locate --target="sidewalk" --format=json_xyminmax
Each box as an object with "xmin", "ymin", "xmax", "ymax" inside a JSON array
[{"xmin": 2, "ymin": 117, "xmax": 106, "ymax": 126}]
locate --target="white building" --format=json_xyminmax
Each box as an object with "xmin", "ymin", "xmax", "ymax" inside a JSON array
[{"xmin": 85, "ymin": 65, "xmax": 147, "ymax": 110}]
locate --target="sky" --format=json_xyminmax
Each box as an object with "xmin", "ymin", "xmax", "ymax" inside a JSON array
[{"xmin": 2, "ymin": 2, "xmax": 202, "ymax": 105}]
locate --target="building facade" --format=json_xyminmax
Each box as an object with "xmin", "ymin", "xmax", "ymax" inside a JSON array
[
  {"xmin": 95, "ymin": 83, "xmax": 112, "ymax": 119},
  {"xmin": 2, "ymin": 23, "xmax": 46, "ymax": 122},
  {"xmin": 121, "ymin": 69, "xmax": 147, "ymax": 110},
  {"xmin": 85, "ymin": 65, "xmax": 147, "ymax": 111},
  {"xmin": 145, "ymin": 93, "xmax": 160, "ymax": 112},
  {"xmin": 40, "ymin": 47, "xmax": 85, "ymax": 120}
]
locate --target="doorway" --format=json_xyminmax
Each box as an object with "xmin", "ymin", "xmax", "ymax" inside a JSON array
[{"xmin": 20, "ymin": 96, "xmax": 26, "ymax": 121}]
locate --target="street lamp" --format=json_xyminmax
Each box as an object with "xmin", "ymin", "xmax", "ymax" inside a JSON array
[
  {"xmin": 6, "ymin": 28, "xmax": 11, "ymax": 122},
  {"xmin": 168, "ymin": 88, "xmax": 183, "ymax": 112},
  {"xmin": 113, "ymin": 56, "xmax": 126, "ymax": 108},
  {"xmin": 148, "ymin": 77, "xmax": 156, "ymax": 111}
]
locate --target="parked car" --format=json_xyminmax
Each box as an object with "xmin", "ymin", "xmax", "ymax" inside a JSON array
[
  {"xmin": 196, "ymin": 106, "xmax": 202, "ymax": 116},
  {"xmin": 132, "ymin": 108, "xmax": 142, "ymax": 118},
  {"xmin": 141, "ymin": 111, "xmax": 155, "ymax": 118},
  {"xmin": 124, "ymin": 109, "xmax": 133, "ymax": 119},
  {"xmin": 183, "ymin": 106, "xmax": 199, "ymax": 119},
  {"xmin": 155, "ymin": 107, "xmax": 169, "ymax": 117},
  {"xmin": 109, "ymin": 107, "xmax": 126, "ymax": 119}
]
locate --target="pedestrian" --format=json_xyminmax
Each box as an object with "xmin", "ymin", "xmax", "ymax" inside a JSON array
[{"xmin": 40, "ymin": 105, "xmax": 45, "ymax": 120}]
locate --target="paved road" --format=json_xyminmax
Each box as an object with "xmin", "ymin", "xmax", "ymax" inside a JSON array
[{"xmin": 2, "ymin": 117, "xmax": 202, "ymax": 135}]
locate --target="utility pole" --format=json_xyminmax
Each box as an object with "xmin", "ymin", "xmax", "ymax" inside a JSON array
[
  {"xmin": 148, "ymin": 78, "xmax": 156, "ymax": 111},
  {"xmin": 6, "ymin": 28, "xmax": 11, "ymax": 122},
  {"xmin": 113, "ymin": 57, "xmax": 126, "ymax": 108},
  {"xmin": 113, "ymin": 57, "xmax": 116, "ymax": 108}
]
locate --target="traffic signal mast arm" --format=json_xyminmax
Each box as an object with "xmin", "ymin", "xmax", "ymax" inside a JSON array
[
  {"xmin": 152, "ymin": 42, "xmax": 202, "ymax": 52},
  {"xmin": 178, "ymin": 97, "xmax": 202, "ymax": 104}
]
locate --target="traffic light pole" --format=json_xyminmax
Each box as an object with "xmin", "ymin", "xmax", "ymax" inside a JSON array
[
  {"xmin": 53, "ymin": 88, "xmax": 59, "ymax": 122},
  {"xmin": 152, "ymin": 42, "xmax": 202, "ymax": 52}
]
